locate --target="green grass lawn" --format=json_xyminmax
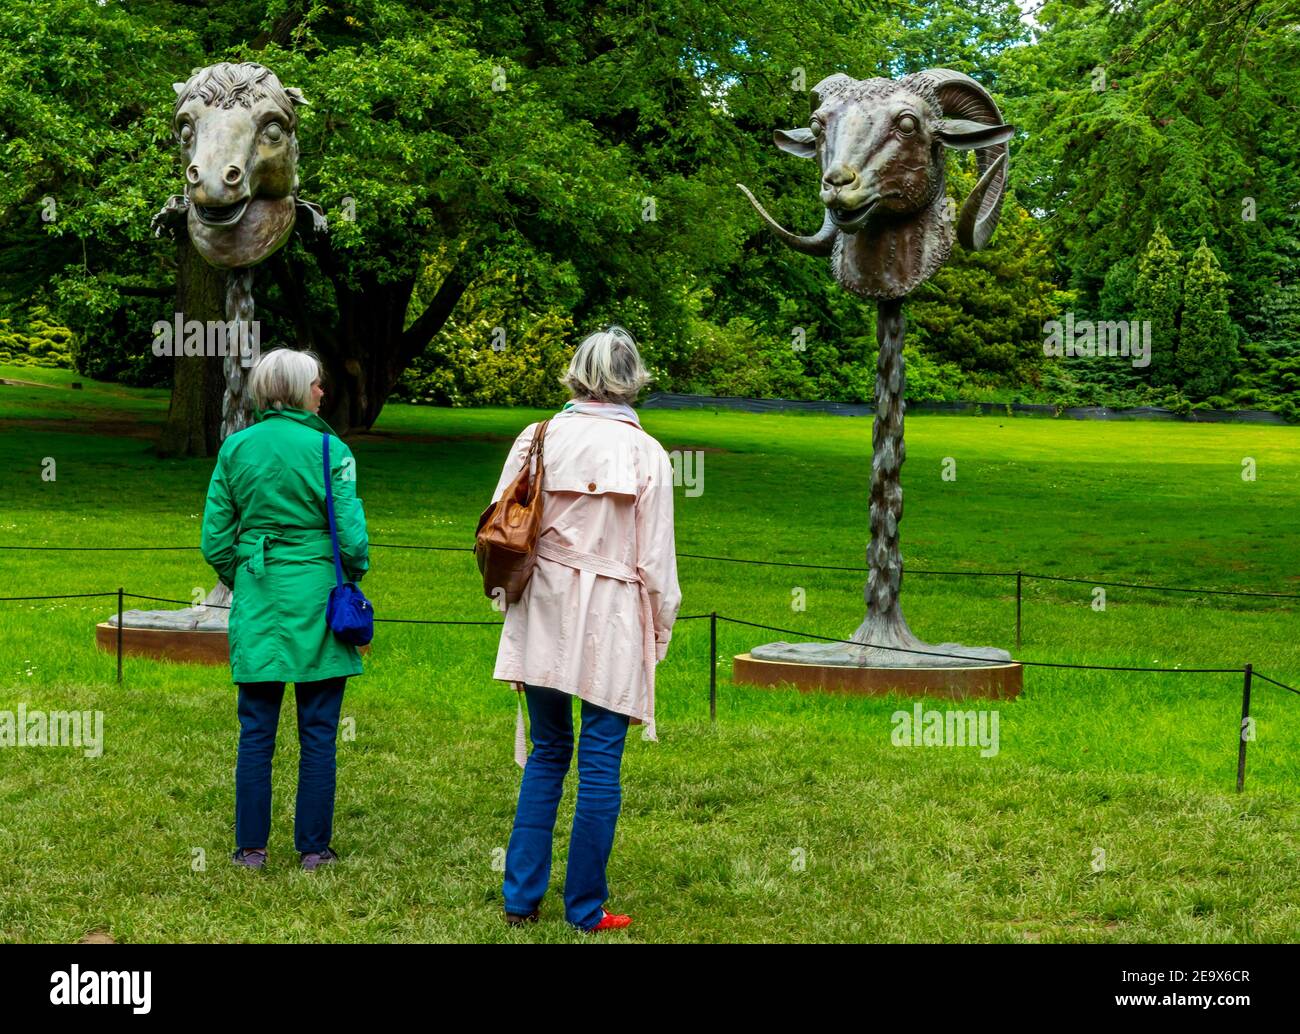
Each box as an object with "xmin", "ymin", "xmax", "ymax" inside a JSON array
[{"xmin": 1, "ymin": 367, "xmax": 1299, "ymax": 942}]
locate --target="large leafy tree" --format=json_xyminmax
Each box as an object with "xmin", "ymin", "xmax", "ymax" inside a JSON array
[
  {"xmin": 0, "ymin": 0, "xmax": 885, "ymax": 437},
  {"xmin": 999, "ymin": 0, "xmax": 1300, "ymax": 366},
  {"xmin": 0, "ymin": 0, "xmax": 1081, "ymax": 432}
]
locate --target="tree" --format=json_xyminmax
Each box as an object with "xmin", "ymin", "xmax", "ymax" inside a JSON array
[
  {"xmin": 1000, "ymin": 0, "xmax": 1300, "ymax": 395},
  {"xmin": 910, "ymin": 167, "xmax": 1071, "ymax": 386},
  {"xmin": 1179, "ymin": 238, "xmax": 1234, "ymax": 398},
  {"xmin": 1, "ymin": 1, "xmax": 1075, "ymax": 423},
  {"xmin": 158, "ymin": 244, "xmax": 227, "ymax": 457},
  {"xmin": 1134, "ymin": 225, "xmax": 1182, "ymax": 386}
]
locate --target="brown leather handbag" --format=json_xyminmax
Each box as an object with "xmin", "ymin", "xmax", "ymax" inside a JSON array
[{"xmin": 474, "ymin": 419, "xmax": 551, "ymax": 604}]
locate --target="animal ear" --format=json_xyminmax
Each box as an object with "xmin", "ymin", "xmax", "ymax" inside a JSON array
[
  {"xmin": 285, "ymin": 87, "xmax": 310, "ymax": 107},
  {"xmin": 172, "ymin": 82, "xmax": 187, "ymax": 96},
  {"xmin": 936, "ymin": 119, "xmax": 1015, "ymax": 150},
  {"xmin": 774, "ymin": 127, "xmax": 817, "ymax": 159}
]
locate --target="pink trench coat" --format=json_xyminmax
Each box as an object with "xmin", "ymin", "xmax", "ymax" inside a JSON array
[{"xmin": 491, "ymin": 406, "xmax": 682, "ymax": 746}]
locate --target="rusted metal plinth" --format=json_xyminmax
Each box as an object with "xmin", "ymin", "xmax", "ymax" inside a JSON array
[
  {"xmin": 733, "ymin": 652, "xmax": 1022, "ymax": 700},
  {"xmin": 96, "ymin": 624, "xmax": 369, "ymax": 666},
  {"xmin": 97, "ymin": 623, "xmax": 229, "ymax": 665}
]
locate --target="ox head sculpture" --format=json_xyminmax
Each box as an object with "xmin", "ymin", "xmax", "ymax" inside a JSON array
[{"xmin": 738, "ymin": 68, "xmax": 1013, "ymax": 298}]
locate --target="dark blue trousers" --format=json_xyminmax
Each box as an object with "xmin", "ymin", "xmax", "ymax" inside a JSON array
[
  {"xmin": 503, "ymin": 684, "xmax": 631, "ymax": 929},
  {"xmin": 235, "ymin": 676, "xmax": 347, "ymax": 854}
]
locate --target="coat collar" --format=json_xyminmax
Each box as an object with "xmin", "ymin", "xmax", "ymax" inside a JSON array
[
  {"xmin": 556, "ymin": 398, "xmax": 642, "ymax": 429},
  {"xmin": 255, "ymin": 406, "xmax": 334, "ymax": 434}
]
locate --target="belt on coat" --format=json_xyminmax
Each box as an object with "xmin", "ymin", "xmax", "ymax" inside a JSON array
[
  {"xmin": 236, "ymin": 532, "xmax": 334, "ymax": 580},
  {"xmin": 245, "ymin": 534, "xmax": 274, "ymax": 579},
  {"xmin": 532, "ymin": 536, "xmax": 657, "ymax": 743}
]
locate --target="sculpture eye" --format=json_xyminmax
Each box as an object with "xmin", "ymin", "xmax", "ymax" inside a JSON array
[
  {"xmin": 897, "ymin": 114, "xmax": 918, "ymax": 135},
  {"xmin": 264, "ymin": 123, "xmax": 284, "ymax": 142},
  {"xmin": 178, "ymin": 123, "xmax": 192, "ymax": 144},
  {"xmin": 810, "ymin": 117, "xmax": 824, "ymax": 137}
]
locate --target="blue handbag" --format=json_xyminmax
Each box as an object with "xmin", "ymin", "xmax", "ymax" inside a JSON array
[{"xmin": 322, "ymin": 433, "xmax": 374, "ymax": 646}]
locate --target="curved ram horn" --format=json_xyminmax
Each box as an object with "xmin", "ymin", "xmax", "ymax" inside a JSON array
[
  {"xmin": 736, "ymin": 183, "xmax": 838, "ymax": 256},
  {"xmin": 916, "ymin": 67, "xmax": 1009, "ymax": 251}
]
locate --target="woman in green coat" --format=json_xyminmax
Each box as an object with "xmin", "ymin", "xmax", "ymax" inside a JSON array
[{"xmin": 201, "ymin": 347, "xmax": 369, "ymax": 872}]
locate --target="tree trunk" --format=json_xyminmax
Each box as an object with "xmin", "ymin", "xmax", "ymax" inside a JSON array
[
  {"xmin": 157, "ymin": 240, "xmax": 225, "ymax": 457},
  {"xmin": 302, "ymin": 252, "xmax": 469, "ymax": 435}
]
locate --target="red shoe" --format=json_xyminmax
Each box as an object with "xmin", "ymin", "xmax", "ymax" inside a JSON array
[{"xmin": 587, "ymin": 909, "xmax": 632, "ymax": 933}]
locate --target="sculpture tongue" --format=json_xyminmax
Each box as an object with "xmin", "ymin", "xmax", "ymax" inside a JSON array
[{"xmin": 187, "ymin": 196, "xmax": 296, "ymax": 269}]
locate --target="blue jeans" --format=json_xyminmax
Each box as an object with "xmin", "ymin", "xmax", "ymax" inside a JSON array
[
  {"xmin": 235, "ymin": 677, "xmax": 346, "ymax": 854},
  {"xmin": 503, "ymin": 684, "xmax": 631, "ymax": 929}
]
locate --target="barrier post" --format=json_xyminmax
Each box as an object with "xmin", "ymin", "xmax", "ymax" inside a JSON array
[
  {"xmin": 709, "ymin": 611, "xmax": 717, "ymax": 722},
  {"xmin": 116, "ymin": 587, "xmax": 124, "ymax": 683},
  {"xmin": 1236, "ymin": 663, "xmax": 1252, "ymax": 792},
  {"xmin": 1015, "ymin": 571, "xmax": 1023, "ymax": 650}
]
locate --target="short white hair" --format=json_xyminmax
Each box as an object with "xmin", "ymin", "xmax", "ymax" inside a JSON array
[
  {"xmin": 561, "ymin": 325, "xmax": 652, "ymax": 404},
  {"xmin": 249, "ymin": 348, "xmax": 321, "ymax": 411}
]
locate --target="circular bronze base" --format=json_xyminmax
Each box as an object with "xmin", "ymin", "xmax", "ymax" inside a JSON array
[{"xmin": 733, "ymin": 652, "xmax": 1022, "ymax": 699}]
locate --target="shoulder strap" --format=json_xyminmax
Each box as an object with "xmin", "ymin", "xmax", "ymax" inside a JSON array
[
  {"xmin": 323, "ymin": 433, "xmax": 345, "ymax": 589},
  {"xmin": 523, "ymin": 419, "xmax": 550, "ymax": 502}
]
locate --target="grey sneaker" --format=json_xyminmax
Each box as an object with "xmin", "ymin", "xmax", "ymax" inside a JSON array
[
  {"xmin": 300, "ymin": 847, "xmax": 338, "ymax": 871},
  {"xmin": 232, "ymin": 848, "xmax": 267, "ymax": 870}
]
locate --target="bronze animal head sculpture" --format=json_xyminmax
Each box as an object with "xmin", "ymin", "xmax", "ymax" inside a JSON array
[
  {"xmin": 169, "ymin": 62, "xmax": 309, "ymax": 269},
  {"xmin": 151, "ymin": 61, "xmax": 327, "ymax": 443},
  {"xmin": 140, "ymin": 62, "xmax": 330, "ymax": 634},
  {"xmin": 738, "ymin": 68, "xmax": 1013, "ymax": 298},
  {"xmin": 739, "ymin": 68, "xmax": 1017, "ymax": 670}
]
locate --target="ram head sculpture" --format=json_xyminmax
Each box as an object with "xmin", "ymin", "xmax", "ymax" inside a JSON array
[
  {"xmin": 738, "ymin": 67, "xmax": 1013, "ymax": 299},
  {"xmin": 738, "ymin": 68, "xmax": 1017, "ymax": 666}
]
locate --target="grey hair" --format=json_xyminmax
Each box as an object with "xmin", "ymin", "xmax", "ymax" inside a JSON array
[
  {"xmin": 561, "ymin": 325, "xmax": 652, "ymax": 404},
  {"xmin": 249, "ymin": 347, "xmax": 321, "ymax": 411}
]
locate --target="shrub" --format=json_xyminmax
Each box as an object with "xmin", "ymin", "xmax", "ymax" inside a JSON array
[{"xmin": 0, "ymin": 307, "xmax": 75, "ymax": 369}]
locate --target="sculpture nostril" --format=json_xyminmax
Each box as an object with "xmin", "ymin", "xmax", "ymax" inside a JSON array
[
  {"xmin": 223, "ymin": 165, "xmax": 243, "ymax": 186},
  {"xmin": 186, "ymin": 165, "xmax": 200, "ymax": 184},
  {"xmin": 823, "ymin": 165, "xmax": 856, "ymax": 188}
]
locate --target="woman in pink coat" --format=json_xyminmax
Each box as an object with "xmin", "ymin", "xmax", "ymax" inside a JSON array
[{"xmin": 492, "ymin": 325, "xmax": 681, "ymax": 932}]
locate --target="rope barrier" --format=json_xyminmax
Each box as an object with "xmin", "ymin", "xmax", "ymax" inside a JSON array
[
  {"xmin": 0, "ymin": 545, "xmax": 197, "ymax": 551},
  {"xmin": 123, "ymin": 593, "xmax": 228, "ymax": 609},
  {"xmin": 1252, "ymin": 672, "xmax": 1300, "ymax": 696},
  {"xmin": 374, "ymin": 617, "xmax": 503, "ymax": 626},
  {"xmin": 371, "ymin": 543, "xmax": 474, "ymax": 552},
  {"xmin": 1025, "ymin": 571, "xmax": 1300, "ymax": 601},
  {"xmin": 4, "ymin": 541, "xmax": 1296, "ymax": 601},
  {"xmin": 0, "ymin": 591, "xmax": 1282, "ymax": 675},
  {"xmin": 2, "ymin": 589, "xmax": 1246, "ymax": 673},
  {"xmin": 712, "ymin": 615, "xmax": 1243, "ymax": 673},
  {"xmin": 0, "ymin": 591, "xmax": 121, "ymax": 601},
  {"xmin": 0, "ymin": 589, "xmax": 1287, "ymax": 678},
  {"xmin": 1, "ymin": 587, "xmax": 1295, "ymax": 791},
  {"xmin": 117, "ymin": 593, "xmax": 502, "ymax": 625},
  {"xmin": 679, "ymin": 551, "xmax": 1015, "ymax": 577}
]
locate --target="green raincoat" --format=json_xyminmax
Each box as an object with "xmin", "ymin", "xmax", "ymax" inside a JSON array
[{"xmin": 201, "ymin": 407, "xmax": 369, "ymax": 684}]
